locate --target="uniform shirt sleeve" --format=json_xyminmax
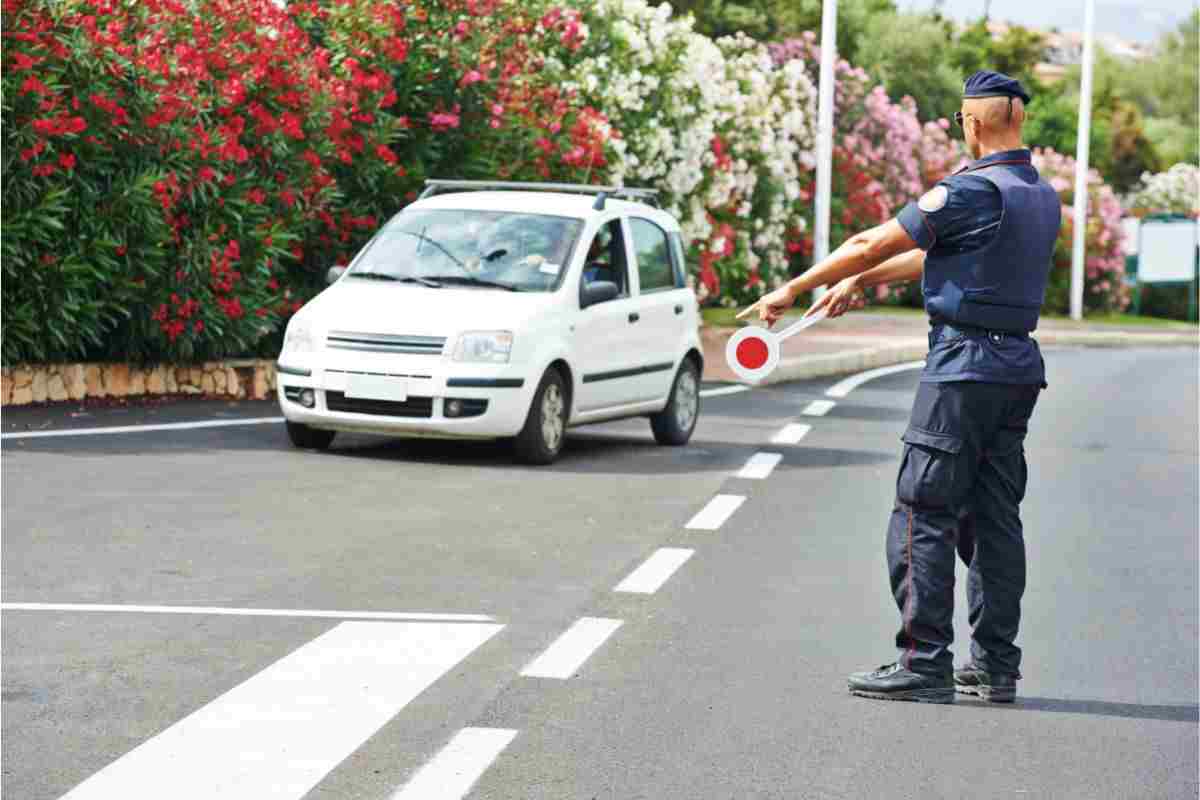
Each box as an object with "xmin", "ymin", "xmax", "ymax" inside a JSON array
[{"xmin": 896, "ymin": 175, "xmax": 1003, "ymax": 254}]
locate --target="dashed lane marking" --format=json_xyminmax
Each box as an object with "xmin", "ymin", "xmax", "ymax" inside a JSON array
[
  {"xmin": 770, "ymin": 423, "xmax": 812, "ymax": 445},
  {"xmin": 614, "ymin": 548, "xmax": 695, "ymax": 594},
  {"xmin": 390, "ymin": 728, "xmax": 518, "ymax": 800},
  {"xmin": 520, "ymin": 617, "xmax": 624, "ymax": 679},
  {"xmin": 57, "ymin": 621, "xmax": 503, "ymax": 800},
  {"xmin": 685, "ymin": 494, "xmax": 746, "ymax": 530},
  {"xmin": 801, "ymin": 399, "xmax": 837, "ymax": 416},
  {"xmin": 736, "ymin": 452, "xmax": 784, "ymax": 480}
]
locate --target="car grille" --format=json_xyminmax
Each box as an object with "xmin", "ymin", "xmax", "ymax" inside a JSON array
[
  {"xmin": 326, "ymin": 330, "xmax": 446, "ymax": 356},
  {"xmin": 324, "ymin": 391, "xmax": 434, "ymax": 418}
]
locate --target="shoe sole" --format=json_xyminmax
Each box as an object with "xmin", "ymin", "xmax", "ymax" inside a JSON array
[
  {"xmin": 954, "ymin": 683, "xmax": 1016, "ymax": 703},
  {"xmin": 848, "ymin": 687, "xmax": 955, "ymax": 704}
]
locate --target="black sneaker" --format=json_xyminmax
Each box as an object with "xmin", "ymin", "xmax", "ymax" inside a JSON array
[
  {"xmin": 954, "ymin": 662, "xmax": 1019, "ymax": 703},
  {"xmin": 847, "ymin": 662, "xmax": 954, "ymax": 704}
]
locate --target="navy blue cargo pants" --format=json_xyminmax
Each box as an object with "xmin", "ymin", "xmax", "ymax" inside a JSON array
[{"xmin": 888, "ymin": 380, "xmax": 1040, "ymax": 677}]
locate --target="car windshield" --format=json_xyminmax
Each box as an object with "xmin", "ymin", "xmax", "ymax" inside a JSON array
[{"xmin": 347, "ymin": 209, "xmax": 585, "ymax": 292}]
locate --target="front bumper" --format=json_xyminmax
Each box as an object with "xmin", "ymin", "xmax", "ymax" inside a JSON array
[{"xmin": 275, "ymin": 359, "xmax": 533, "ymax": 439}]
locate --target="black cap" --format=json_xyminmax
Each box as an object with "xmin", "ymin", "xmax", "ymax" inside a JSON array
[{"xmin": 963, "ymin": 70, "xmax": 1031, "ymax": 104}]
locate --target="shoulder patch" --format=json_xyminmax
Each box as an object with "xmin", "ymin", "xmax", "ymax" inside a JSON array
[{"xmin": 918, "ymin": 185, "xmax": 948, "ymax": 213}]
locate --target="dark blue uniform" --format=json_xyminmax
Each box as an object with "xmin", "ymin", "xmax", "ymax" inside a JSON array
[{"xmin": 883, "ymin": 148, "xmax": 1062, "ymax": 678}]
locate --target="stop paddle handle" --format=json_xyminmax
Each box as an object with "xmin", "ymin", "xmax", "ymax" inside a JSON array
[{"xmin": 724, "ymin": 308, "xmax": 829, "ymax": 383}]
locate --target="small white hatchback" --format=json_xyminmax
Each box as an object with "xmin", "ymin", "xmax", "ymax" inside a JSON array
[{"xmin": 276, "ymin": 180, "xmax": 704, "ymax": 464}]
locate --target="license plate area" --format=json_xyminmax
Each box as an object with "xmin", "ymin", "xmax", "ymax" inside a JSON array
[{"xmin": 345, "ymin": 373, "xmax": 408, "ymax": 402}]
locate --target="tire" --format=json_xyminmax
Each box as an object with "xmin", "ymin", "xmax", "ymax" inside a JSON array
[
  {"xmin": 650, "ymin": 358, "xmax": 699, "ymax": 446},
  {"xmin": 513, "ymin": 368, "xmax": 569, "ymax": 465},
  {"xmin": 286, "ymin": 421, "xmax": 336, "ymax": 450}
]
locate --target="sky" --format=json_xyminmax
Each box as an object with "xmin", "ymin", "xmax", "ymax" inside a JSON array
[{"xmin": 905, "ymin": 0, "xmax": 1196, "ymax": 42}]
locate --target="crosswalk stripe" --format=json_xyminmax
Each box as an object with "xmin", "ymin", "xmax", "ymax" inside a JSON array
[
  {"xmin": 390, "ymin": 728, "xmax": 518, "ymax": 800},
  {"xmin": 59, "ymin": 621, "xmax": 502, "ymax": 800}
]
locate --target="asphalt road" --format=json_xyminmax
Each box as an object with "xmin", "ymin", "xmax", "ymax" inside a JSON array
[{"xmin": 3, "ymin": 347, "xmax": 1197, "ymax": 799}]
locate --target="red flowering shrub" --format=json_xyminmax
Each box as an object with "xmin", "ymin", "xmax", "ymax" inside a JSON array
[{"xmin": 2, "ymin": 0, "xmax": 606, "ymax": 365}]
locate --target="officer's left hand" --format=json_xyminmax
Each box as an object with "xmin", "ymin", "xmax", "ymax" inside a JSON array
[{"xmin": 807, "ymin": 275, "xmax": 864, "ymax": 319}]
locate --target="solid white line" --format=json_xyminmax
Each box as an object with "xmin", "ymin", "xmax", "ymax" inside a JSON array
[
  {"xmin": 685, "ymin": 494, "xmax": 746, "ymax": 530},
  {"xmin": 391, "ymin": 728, "xmax": 517, "ymax": 800},
  {"xmin": 736, "ymin": 452, "xmax": 783, "ymax": 480},
  {"xmin": 59, "ymin": 621, "xmax": 503, "ymax": 800},
  {"xmin": 0, "ymin": 603, "xmax": 495, "ymax": 622},
  {"xmin": 771, "ymin": 423, "xmax": 812, "ymax": 445},
  {"xmin": 614, "ymin": 548, "xmax": 695, "ymax": 594},
  {"xmin": 1, "ymin": 417, "xmax": 285, "ymax": 440},
  {"xmin": 699, "ymin": 384, "xmax": 750, "ymax": 398},
  {"xmin": 824, "ymin": 361, "xmax": 926, "ymax": 399},
  {"xmin": 520, "ymin": 617, "xmax": 623, "ymax": 679},
  {"xmin": 801, "ymin": 399, "xmax": 837, "ymax": 417}
]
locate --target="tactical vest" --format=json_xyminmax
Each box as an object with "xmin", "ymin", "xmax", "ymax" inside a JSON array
[{"xmin": 922, "ymin": 161, "xmax": 1062, "ymax": 333}]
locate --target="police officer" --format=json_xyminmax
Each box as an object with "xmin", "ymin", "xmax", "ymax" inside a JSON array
[{"xmin": 741, "ymin": 70, "xmax": 1061, "ymax": 704}]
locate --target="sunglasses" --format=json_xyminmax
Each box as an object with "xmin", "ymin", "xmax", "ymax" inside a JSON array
[{"xmin": 953, "ymin": 111, "xmax": 973, "ymax": 127}]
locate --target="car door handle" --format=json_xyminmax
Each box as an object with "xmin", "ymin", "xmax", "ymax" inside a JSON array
[
  {"xmin": 674, "ymin": 304, "xmax": 684, "ymax": 315},
  {"xmin": 628, "ymin": 312, "xmax": 640, "ymax": 323}
]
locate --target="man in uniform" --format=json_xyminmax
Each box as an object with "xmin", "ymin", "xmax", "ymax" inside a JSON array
[{"xmin": 739, "ymin": 70, "xmax": 1062, "ymax": 704}]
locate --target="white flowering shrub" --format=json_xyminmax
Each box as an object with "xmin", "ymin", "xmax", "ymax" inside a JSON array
[
  {"xmin": 1126, "ymin": 163, "xmax": 1200, "ymax": 218},
  {"xmin": 542, "ymin": 0, "xmax": 817, "ymax": 303}
]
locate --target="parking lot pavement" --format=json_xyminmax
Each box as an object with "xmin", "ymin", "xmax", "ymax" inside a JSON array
[{"xmin": 4, "ymin": 349, "xmax": 1197, "ymax": 799}]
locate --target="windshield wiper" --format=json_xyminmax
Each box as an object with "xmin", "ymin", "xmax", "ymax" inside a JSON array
[
  {"xmin": 348, "ymin": 272, "xmax": 442, "ymax": 288},
  {"xmin": 395, "ymin": 231, "xmax": 465, "ymax": 269},
  {"xmin": 425, "ymin": 275, "xmax": 522, "ymax": 292}
]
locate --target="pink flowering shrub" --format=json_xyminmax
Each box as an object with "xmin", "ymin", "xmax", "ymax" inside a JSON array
[{"xmin": 1032, "ymin": 147, "xmax": 1130, "ymax": 313}]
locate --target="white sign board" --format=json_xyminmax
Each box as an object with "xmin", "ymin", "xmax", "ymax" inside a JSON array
[{"xmin": 1138, "ymin": 220, "xmax": 1198, "ymax": 283}]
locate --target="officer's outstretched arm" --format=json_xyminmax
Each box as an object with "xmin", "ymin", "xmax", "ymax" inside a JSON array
[
  {"xmin": 855, "ymin": 249, "xmax": 925, "ymax": 289},
  {"xmin": 738, "ymin": 219, "xmax": 919, "ymax": 323}
]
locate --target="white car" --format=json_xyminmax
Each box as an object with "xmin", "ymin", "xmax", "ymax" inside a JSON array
[{"xmin": 275, "ymin": 180, "xmax": 704, "ymax": 464}]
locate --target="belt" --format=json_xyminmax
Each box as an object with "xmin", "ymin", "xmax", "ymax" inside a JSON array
[{"xmin": 930, "ymin": 322, "xmax": 1030, "ymax": 344}]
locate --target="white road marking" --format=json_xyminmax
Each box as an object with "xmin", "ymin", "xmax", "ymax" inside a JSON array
[
  {"xmin": 824, "ymin": 360, "xmax": 926, "ymax": 398},
  {"xmin": 58, "ymin": 621, "xmax": 503, "ymax": 800},
  {"xmin": 1, "ymin": 417, "xmax": 284, "ymax": 440},
  {"xmin": 520, "ymin": 617, "xmax": 623, "ymax": 679},
  {"xmin": 614, "ymin": 548, "xmax": 695, "ymax": 594},
  {"xmin": 771, "ymin": 423, "xmax": 812, "ymax": 445},
  {"xmin": 699, "ymin": 384, "xmax": 750, "ymax": 398},
  {"xmin": 801, "ymin": 399, "xmax": 837, "ymax": 417},
  {"xmin": 736, "ymin": 452, "xmax": 783, "ymax": 480},
  {"xmin": 685, "ymin": 494, "xmax": 746, "ymax": 530},
  {"xmin": 390, "ymin": 728, "xmax": 518, "ymax": 800},
  {"xmin": 0, "ymin": 603, "xmax": 494, "ymax": 623}
]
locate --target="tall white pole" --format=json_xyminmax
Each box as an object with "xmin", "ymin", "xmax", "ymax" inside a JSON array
[
  {"xmin": 812, "ymin": 0, "xmax": 838, "ymax": 299},
  {"xmin": 1070, "ymin": 0, "xmax": 1096, "ymax": 321}
]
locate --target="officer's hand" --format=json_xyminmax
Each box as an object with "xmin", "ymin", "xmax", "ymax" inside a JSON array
[
  {"xmin": 808, "ymin": 275, "xmax": 863, "ymax": 319},
  {"xmin": 736, "ymin": 284, "xmax": 797, "ymax": 326}
]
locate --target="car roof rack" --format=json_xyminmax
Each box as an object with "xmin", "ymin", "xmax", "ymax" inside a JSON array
[{"xmin": 418, "ymin": 179, "xmax": 659, "ymax": 209}]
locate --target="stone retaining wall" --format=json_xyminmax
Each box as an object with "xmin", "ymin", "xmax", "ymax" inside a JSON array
[{"xmin": 1, "ymin": 360, "xmax": 277, "ymax": 406}]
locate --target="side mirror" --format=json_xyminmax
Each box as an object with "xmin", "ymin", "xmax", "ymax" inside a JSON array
[
  {"xmin": 580, "ymin": 280, "xmax": 620, "ymax": 309},
  {"xmin": 326, "ymin": 266, "xmax": 347, "ymax": 285}
]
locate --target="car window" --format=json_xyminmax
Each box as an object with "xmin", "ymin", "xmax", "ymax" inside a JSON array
[
  {"xmin": 579, "ymin": 219, "xmax": 631, "ymax": 300},
  {"xmin": 668, "ymin": 232, "xmax": 688, "ymax": 289},
  {"xmin": 346, "ymin": 209, "xmax": 583, "ymax": 292},
  {"xmin": 630, "ymin": 218, "xmax": 675, "ymax": 293}
]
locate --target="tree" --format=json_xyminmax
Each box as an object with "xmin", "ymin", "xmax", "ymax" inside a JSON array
[{"xmin": 857, "ymin": 12, "xmax": 964, "ymax": 123}]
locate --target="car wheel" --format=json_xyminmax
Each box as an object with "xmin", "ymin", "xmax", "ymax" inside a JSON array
[
  {"xmin": 513, "ymin": 368, "xmax": 568, "ymax": 465},
  {"xmin": 286, "ymin": 421, "xmax": 336, "ymax": 450},
  {"xmin": 650, "ymin": 358, "xmax": 699, "ymax": 446}
]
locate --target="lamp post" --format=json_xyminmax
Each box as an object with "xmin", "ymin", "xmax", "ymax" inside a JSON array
[
  {"xmin": 1070, "ymin": 0, "xmax": 1096, "ymax": 321},
  {"xmin": 812, "ymin": 0, "xmax": 838, "ymax": 300}
]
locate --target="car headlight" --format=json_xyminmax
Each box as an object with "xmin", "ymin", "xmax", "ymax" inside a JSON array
[
  {"xmin": 453, "ymin": 331, "xmax": 513, "ymax": 364},
  {"xmin": 283, "ymin": 316, "xmax": 315, "ymax": 354}
]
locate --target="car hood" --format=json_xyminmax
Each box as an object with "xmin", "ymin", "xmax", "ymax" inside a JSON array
[{"xmin": 307, "ymin": 279, "xmax": 559, "ymax": 336}]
